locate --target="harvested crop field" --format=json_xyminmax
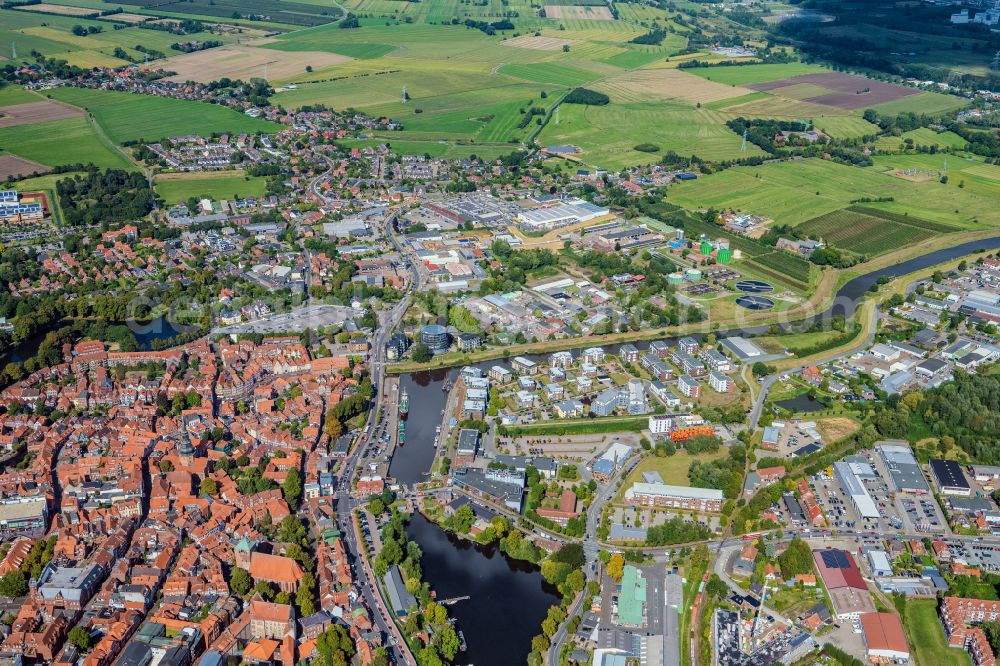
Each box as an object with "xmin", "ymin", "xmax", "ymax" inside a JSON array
[
  {"xmin": 501, "ymin": 35, "xmax": 580, "ymax": 51},
  {"xmin": 0, "ymin": 154, "xmax": 48, "ymax": 180},
  {"xmin": 746, "ymin": 72, "xmax": 918, "ymax": 110},
  {"xmin": 544, "ymin": 4, "xmax": 614, "ymax": 20},
  {"xmin": 158, "ymin": 46, "xmax": 352, "ymax": 83},
  {"xmin": 0, "ymin": 100, "xmax": 83, "ymax": 128},
  {"xmin": 109, "ymin": 12, "xmax": 153, "ymax": 23},
  {"xmin": 594, "ymin": 69, "xmax": 751, "ymax": 104},
  {"xmin": 18, "ymin": 3, "xmax": 97, "ymax": 16}
]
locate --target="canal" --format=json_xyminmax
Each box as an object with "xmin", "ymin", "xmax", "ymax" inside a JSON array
[{"xmin": 406, "ymin": 512, "xmax": 561, "ymax": 666}]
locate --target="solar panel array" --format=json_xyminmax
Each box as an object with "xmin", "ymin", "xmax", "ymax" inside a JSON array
[{"xmin": 820, "ymin": 550, "xmax": 850, "ymax": 569}]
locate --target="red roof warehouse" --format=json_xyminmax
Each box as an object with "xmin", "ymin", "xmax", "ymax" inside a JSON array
[{"xmin": 813, "ymin": 549, "xmax": 875, "ymax": 619}]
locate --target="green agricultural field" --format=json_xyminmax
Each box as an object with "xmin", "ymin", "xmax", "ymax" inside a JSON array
[
  {"xmin": 499, "ymin": 63, "xmax": 600, "ymax": 87},
  {"xmin": 6, "ymin": 171, "xmax": 85, "ymax": 190},
  {"xmin": 868, "ymin": 90, "xmax": 968, "ymax": 116},
  {"xmin": 46, "ymin": 87, "xmax": 282, "ymax": 144},
  {"xmin": 0, "ymin": 116, "xmax": 132, "ymax": 169},
  {"xmin": 668, "ymin": 158, "xmax": 998, "ymax": 229},
  {"xmin": 702, "ymin": 91, "xmax": 771, "ymax": 111},
  {"xmin": 748, "ymin": 252, "xmax": 812, "ymax": 289},
  {"xmin": 875, "ymin": 127, "xmax": 967, "ymax": 152},
  {"xmin": 602, "ymin": 37, "xmax": 687, "ymax": 69},
  {"xmin": 813, "ymin": 116, "xmax": 879, "ymax": 139},
  {"xmin": 538, "ymin": 101, "xmax": 762, "ymax": 169},
  {"xmin": 871, "ymin": 153, "xmax": 1000, "ymax": 209},
  {"xmin": 0, "ymin": 84, "xmax": 40, "ymax": 107},
  {"xmin": 0, "ymin": 7, "xmax": 240, "ymax": 68},
  {"xmin": 688, "ymin": 62, "xmax": 827, "ymax": 86},
  {"xmin": 265, "ymin": 23, "xmax": 497, "ymax": 60},
  {"xmin": 154, "ymin": 171, "xmax": 268, "ymax": 204},
  {"xmin": 274, "ymin": 53, "xmax": 565, "ymax": 145},
  {"xmin": 263, "ymin": 39, "xmax": 395, "ymax": 60},
  {"xmin": 796, "ymin": 206, "xmax": 957, "ymax": 256}
]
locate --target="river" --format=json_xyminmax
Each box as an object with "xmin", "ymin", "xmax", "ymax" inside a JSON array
[
  {"xmin": 406, "ymin": 512, "xmax": 561, "ymax": 666},
  {"xmin": 832, "ymin": 236, "xmax": 1000, "ymax": 317}
]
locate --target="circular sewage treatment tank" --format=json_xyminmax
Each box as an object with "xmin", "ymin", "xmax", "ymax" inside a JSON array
[
  {"xmin": 735, "ymin": 295, "xmax": 775, "ymax": 311},
  {"xmin": 735, "ymin": 279, "xmax": 774, "ymax": 294}
]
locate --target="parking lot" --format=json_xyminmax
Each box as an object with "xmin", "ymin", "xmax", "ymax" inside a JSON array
[
  {"xmin": 803, "ymin": 450, "xmax": 951, "ymax": 538},
  {"xmin": 899, "ymin": 496, "xmax": 946, "ymax": 533},
  {"xmin": 770, "ymin": 420, "xmax": 824, "ymax": 459},
  {"xmin": 212, "ymin": 303, "xmax": 362, "ymax": 334}
]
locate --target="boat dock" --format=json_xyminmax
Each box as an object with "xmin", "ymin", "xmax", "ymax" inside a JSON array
[{"xmin": 382, "ymin": 376, "xmax": 401, "ymax": 458}]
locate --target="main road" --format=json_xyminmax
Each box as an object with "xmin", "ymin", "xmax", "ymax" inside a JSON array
[{"xmin": 328, "ymin": 206, "xmax": 422, "ymax": 666}]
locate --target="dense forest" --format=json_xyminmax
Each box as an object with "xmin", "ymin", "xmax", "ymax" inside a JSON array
[
  {"xmin": 874, "ymin": 371, "xmax": 1000, "ymax": 464},
  {"xmin": 57, "ymin": 169, "xmax": 157, "ymax": 227}
]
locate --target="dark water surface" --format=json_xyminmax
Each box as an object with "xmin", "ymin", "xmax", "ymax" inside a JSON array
[{"xmin": 406, "ymin": 512, "xmax": 561, "ymax": 666}]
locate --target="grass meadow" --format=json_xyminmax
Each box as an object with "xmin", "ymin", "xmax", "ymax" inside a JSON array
[
  {"xmin": 154, "ymin": 171, "xmax": 268, "ymax": 204},
  {"xmin": 668, "ymin": 158, "xmax": 995, "ymax": 229},
  {"xmin": 0, "ymin": 84, "xmax": 41, "ymax": 107},
  {"xmin": 537, "ymin": 102, "xmax": 761, "ymax": 169},
  {"xmin": 0, "ymin": 116, "xmax": 131, "ymax": 168},
  {"xmin": 46, "ymin": 87, "xmax": 282, "ymax": 143}
]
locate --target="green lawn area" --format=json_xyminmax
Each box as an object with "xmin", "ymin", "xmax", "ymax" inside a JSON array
[
  {"xmin": 46, "ymin": 87, "xmax": 283, "ymax": 144},
  {"xmin": 0, "ymin": 116, "xmax": 132, "ymax": 169},
  {"xmin": 618, "ymin": 449, "xmax": 728, "ymax": 495},
  {"xmin": 688, "ymin": 62, "xmax": 827, "ymax": 86},
  {"xmin": 755, "ymin": 329, "xmax": 850, "ymax": 355},
  {"xmin": 766, "ymin": 585, "xmax": 825, "ymax": 615},
  {"xmin": 154, "ymin": 171, "xmax": 268, "ymax": 204},
  {"xmin": 505, "ymin": 415, "xmax": 649, "ymax": 437},
  {"xmin": 903, "ymin": 599, "xmax": 971, "ymax": 666},
  {"xmin": 273, "ymin": 57, "xmax": 559, "ymax": 145}
]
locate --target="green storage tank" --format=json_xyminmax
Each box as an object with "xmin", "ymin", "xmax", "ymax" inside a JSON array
[
  {"xmin": 700, "ymin": 240, "xmax": 713, "ymax": 255},
  {"xmin": 717, "ymin": 248, "xmax": 733, "ymax": 263},
  {"xmin": 685, "ymin": 268, "xmax": 702, "ymax": 281},
  {"xmin": 668, "ymin": 272, "xmax": 684, "ymax": 285}
]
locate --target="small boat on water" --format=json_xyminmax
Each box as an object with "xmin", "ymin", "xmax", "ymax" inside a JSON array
[
  {"xmin": 398, "ymin": 387, "xmax": 409, "ymax": 419},
  {"xmin": 398, "ymin": 421, "xmax": 406, "ymax": 445}
]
